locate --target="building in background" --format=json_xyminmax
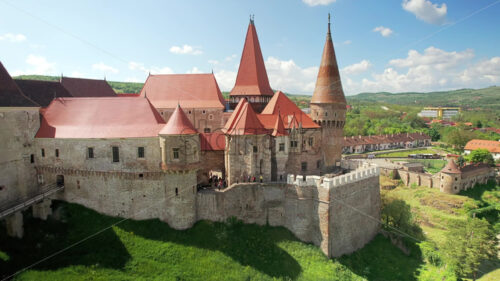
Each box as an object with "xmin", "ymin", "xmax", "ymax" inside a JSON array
[
  {"xmin": 418, "ymin": 107, "xmax": 460, "ymax": 120},
  {"xmin": 464, "ymin": 139, "xmax": 500, "ymax": 160}
]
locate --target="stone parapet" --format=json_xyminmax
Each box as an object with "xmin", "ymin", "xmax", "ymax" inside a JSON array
[{"xmin": 287, "ymin": 164, "xmax": 379, "ymax": 189}]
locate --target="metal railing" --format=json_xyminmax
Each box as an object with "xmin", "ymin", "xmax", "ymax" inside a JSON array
[{"xmin": 0, "ymin": 183, "xmax": 64, "ymax": 219}]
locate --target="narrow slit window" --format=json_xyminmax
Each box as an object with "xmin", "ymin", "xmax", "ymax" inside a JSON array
[
  {"xmin": 112, "ymin": 146, "xmax": 120, "ymax": 162},
  {"xmin": 88, "ymin": 147, "xmax": 94, "ymax": 159},
  {"xmin": 138, "ymin": 147, "xmax": 145, "ymax": 158}
]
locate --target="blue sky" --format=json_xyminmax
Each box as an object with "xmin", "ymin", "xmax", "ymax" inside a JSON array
[{"xmin": 1, "ymin": 0, "xmax": 499, "ymax": 95}]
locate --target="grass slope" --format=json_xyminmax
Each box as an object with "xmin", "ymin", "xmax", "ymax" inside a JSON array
[{"xmin": 0, "ymin": 202, "xmax": 432, "ymax": 281}]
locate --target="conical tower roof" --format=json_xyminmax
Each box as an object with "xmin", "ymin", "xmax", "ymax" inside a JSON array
[
  {"xmin": 159, "ymin": 104, "xmax": 197, "ymax": 135},
  {"xmin": 230, "ymin": 18, "xmax": 274, "ymax": 97},
  {"xmin": 223, "ymin": 98, "xmax": 267, "ymax": 135},
  {"xmin": 311, "ymin": 15, "xmax": 346, "ymax": 105},
  {"xmin": 272, "ymin": 113, "xmax": 288, "ymax": 137},
  {"xmin": 441, "ymin": 159, "xmax": 462, "ymax": 174}
]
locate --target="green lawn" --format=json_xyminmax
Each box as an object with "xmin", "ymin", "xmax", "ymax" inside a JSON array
[
  {"xmin": 382, "ymin": 180, "xmax": 500, "ymax": 280},
  {"xmin": 0, "ymin": 202, "xmax": 440, "ymax": 281},
  {"xmin": 376, "ymin": 148, "xmax": 439, "ymax": 158}
]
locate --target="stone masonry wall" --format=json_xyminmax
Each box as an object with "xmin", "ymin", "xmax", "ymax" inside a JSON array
[{"xmin": 0, "ymin": 108, "xmax": 40, "ymax": 206}]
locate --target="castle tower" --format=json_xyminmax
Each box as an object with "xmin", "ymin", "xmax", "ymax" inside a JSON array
[
  {"xmin": 158, "ymin": 104, "xmax": 200, "ymax": 229},
  {"xmin": 439, "ymin": 159, "xmax": 462, "ymax": 194},
  {"xmin": 271, "ymin": 113, "xmax": 289, "ymax": 181},
  {"xmin": 310, "ymin": 14, "xmax": 346, "ymax": 171},
  {"xmin": 229, "ymin": 16, "xmax": 274, "ymax": 112},
  {"xmin": 223, "ymin": 98, "xmax": 271, "ymax": 185}
]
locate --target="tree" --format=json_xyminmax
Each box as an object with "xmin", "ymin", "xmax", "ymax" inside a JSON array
[
  {"xmin": 381, "ymin": 195, "xmax": 423, "ymax": 239},
  {"xmin": 474, "ymin": 119, "xmax": 483, "ymax": 128},
  {"xmin": 443, "ymin": 127, "xmax": 475, "ymax": 150},
  {"xmin": 457, "ymin": 156, "xmax": 465, "ymax": 167},
  {"xmin": 442, "ymin": 218, "xmax": 496, "ymax": 280},
  {"xmin": 428, "ymin": 127, "xmax": 441, "ymax": 141},
  {"xmin": 467, "ymin": 149, "xmax": 494, "ymax": 166}
]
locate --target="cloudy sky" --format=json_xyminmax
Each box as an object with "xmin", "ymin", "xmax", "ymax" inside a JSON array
[{"xmin": 1, "ymin": 0, "xmax": 499, "ymax": 95}]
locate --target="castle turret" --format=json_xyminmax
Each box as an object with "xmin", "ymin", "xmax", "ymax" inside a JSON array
[
  {"xmin": 310, "ymin": 14, "xmax": 346, "ymax": 171},
  {"xmin": 229, "ymin": 16, "xmax": 274, "ymax": 112},
  {"xmin": 159, "ymin": 104, "xmax": 199, "ymax": 229},
  {"xmin": 439, "ymin": 159, "xmax": 462, "ymax": 194}
]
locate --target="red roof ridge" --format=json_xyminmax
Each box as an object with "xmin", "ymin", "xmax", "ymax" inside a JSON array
[
  {"xmin": 159, "ymin": 104, "xmax": 197, "ymax": 135},
  {"xmin": 224, "ymin": 98, "xmax": 267, "ymax": 135}
]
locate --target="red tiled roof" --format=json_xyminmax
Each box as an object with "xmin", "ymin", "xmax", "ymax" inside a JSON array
[
  {"xmin": 441, "ymin": 160, "xmax": 461, "ymax": 174},
  {"xmin": 261, "ymin": 91, "xmax": 320, "ymax": 129},
  {"xmin": 287, "ymin": 114, "xmax": 300, "ymax": 129},
  {"xmin": 230, "ymin": 20, "xmax": 274, "ymax": 97},
  {"xmin": 0, "ymin": 62, "xmax": 38, "ymax": 107},
  {"xmin": 311, "ymin": 20, "xmax": 346, "ymax": 105},
  {"xmin": 272, "ymin": 114, "xmax": 288, "ymax": 137},
  {"xmin": 117, "ymin": 93, "xmax": 140, "ymax": 97},
  {"xmin": 343, "ymin": 133, "xmax": 431, "ymax": 146},
  {"xmin": 140, "ymin": 73, "xmax": 225, "ymax": 109},
  {"xmin": 61, "ymin": 77, "xmax": 116, "ymax": 97},
  {"xmin": 14, "ymin": 79, "xmax": 72, "ymax": 107},
  {"xmin": 159, "ymin": 104, "xmax": 197, "ymax": 135},
  {"xmin": 223, "ymin": 98, "xmax": 267, "ymax": 135},
  {"xmin": 36, "ymin": 97, "xmax": 165, "ymax": 138},
  {"xmin": 464, "ymin": 139, "xmax": 500, "ymax": 153},
  {"xmin": 200, "ymin": 132, "xmax": 226, "ymax": 151}
]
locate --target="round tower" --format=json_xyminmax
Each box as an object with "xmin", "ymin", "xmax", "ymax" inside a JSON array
[
  {"xmin": 310, "ymin": 14, "xmax": 346, "ymax": 171},
  {"xmin": 159, "ymin": 104, "xmax": 200, "ymax": 229},
  {"xmin": 439, "ymin": 159, "xmax": 462, "ymax": 194}
]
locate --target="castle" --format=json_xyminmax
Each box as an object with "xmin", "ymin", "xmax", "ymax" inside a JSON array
[{"xmin": 0, "ymin": 17, "xmax": 380, "ymax": 258}]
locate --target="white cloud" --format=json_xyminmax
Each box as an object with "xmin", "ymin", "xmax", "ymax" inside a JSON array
[
  {"xmin": 169, "ymin": 44, "xmax": 203, "ymax": 55},
  {"xmin": 92, "ymin": 62, "xmax": 119, "ymax": 74},
  {"xmin": 208, "ymin": 60, "xmax": 219, "ymax": 65},
  {"xmin": 225, "ymin": 54, "xmax": 237, "ymax": 62},
  {"xmin": 187, "ymin": 67, "xmax": 203, "ymax": 74},
  {"xmin": 373, "ymin": 26, "xmax": 393, "ymax": 37},
  {"xmin": 11, "ymin": 54, "xmax": 56, "ymax": 76},
  {"xmin": 128, "ymin": 61, "xmax": 174, "ymax": 74},
  {"xmin": 402, "ymin": 0, "xmax": 447, "ymax": 25},
  {"xmin": 214, "ymin": 69, "xmax": 237, "ymax": 91},
  {"xmin": 342, "ymin": 60, "xmax": 372, "ymax": 75},
  {"xmin": 302, "ymin": 0, "xmax": 337, "ymax": 6},
  {"xmin": 265, "ymin": 56, "xmax": 318, "ymax": 94},
  {"xmin": 343, "ymin": 47, "xmax": 500, "ymax": 94},
  {"xmin": 0, "ymin": 33, "xmax": 26, "ymax": 42},
  {"xmin": 343, "ymin": 40, "xmax": 352, "ymax": 45},
  {"xmin": 389, "ymin": 46, "xmax": 474, "ymax": 70}
]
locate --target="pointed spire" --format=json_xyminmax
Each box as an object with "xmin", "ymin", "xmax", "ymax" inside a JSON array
[
  {"xmin": 441, "ymin": 159, "xmax": 462, "ymax": 174},
  {"xmin": 230, "ymin": 17, "xmax": 274, "ymax": 97},
  {"xmin": 311, "ymin": 14, "xmax": 346, "ymax": 105},
  {"xmin": 223, "ymin": 98, "xmax": 267, "ymax": 135},
  {"xmin": 159, "ymin": 104, "xmax": 197, "ymax": 135},
  {"xmin": 272, "ymin": 113, "xmax": 288, "ymax": 137}
]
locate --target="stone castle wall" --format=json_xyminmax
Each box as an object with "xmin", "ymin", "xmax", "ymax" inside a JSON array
[{"xmin": 0, "ymin": 108, "xmax": 40, "ymax": 206}]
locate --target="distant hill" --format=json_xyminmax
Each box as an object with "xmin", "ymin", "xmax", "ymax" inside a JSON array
[
  {"xmin": 347, "ymin": 86, "xmax": 500, "ymax": 111},
  {"xmin": 13, "ymin": 75, "xmax": 499, "ymax": 111}
]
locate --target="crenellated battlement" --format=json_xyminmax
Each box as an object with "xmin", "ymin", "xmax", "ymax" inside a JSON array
[{"xmin": 287, "ymin": 162, "xmax": 379, "ymax": 189}]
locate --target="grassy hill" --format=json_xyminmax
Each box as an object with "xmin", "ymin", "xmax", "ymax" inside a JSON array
[
  {"xmin": 347, "ymin": 86, "xmax": 500, "ymax": 111},
  {"xmin": 1, "ymin": 201, "xmax": 444, "ymax": 281}
]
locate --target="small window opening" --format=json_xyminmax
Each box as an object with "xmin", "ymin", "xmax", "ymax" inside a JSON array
[
  {"xmin": 175, "ymin": 188, "xmax": 178, "ymax": 196},
  {"xmin": 253, "ymin": 146, "xmax": 258, "ymax": 153},
  {"xmin": 138, "ymin": 147, "xmax": 145, "ymax": 158},
  {"xmin": 279, "ymin": 143, "xmax": 285, "ymax": 151},
  {"xmin": 173, "ymin": 148, "xmax": 180, "ymax": 159},
  {"xmin": 55, "ymin": 149, "xmax": 59, "ymax": 158},
  {"xmin": 112, "ymin": 146, "xmax": 120, "ymax": 162},
  {"xmin": 301, "ymin": 162, "xmax": 307, "ymax": 172},
  {"xmin": 139, "ymin": 173, "xmax": 144, "ymax": 178},
  {"xmin": 41, "ymin": 148, "xmax": 45, "ymax": 157},
  {"xmin": 30, "ymin": 154, "xmax": 34, "ymax": 163},
  {"xmin": 204, "ymin": 128, "xmax": 211, "ymax": 133},
  {"xmin": 88, "ymin": 147, "xmax": 94, "ymax": 159}
]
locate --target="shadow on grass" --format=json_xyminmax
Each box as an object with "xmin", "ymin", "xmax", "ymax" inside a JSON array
[
  {"xmin": 458, "ymin": 180, "xmax": 497, "ymax": 202},
  {"xmin": 0, "ymin": 202, "xmax": 131, "ymax": 279},
  {"xmin": 1, "ymin": 202, "xmax": 301, "ymax": 280},
  {"xmin": 117, "ymin": 217, "xmax": 302, "ymax": 280},
  {"xmin": 338, "ymin": 234, "xmax": 424, "ymax": 281}
]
